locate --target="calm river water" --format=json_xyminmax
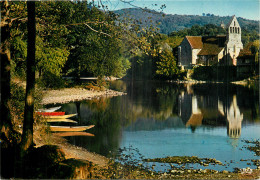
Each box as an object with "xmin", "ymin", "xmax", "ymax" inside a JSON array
[{"xmin": 56, "ymin": 80, "xmax": 259, "ymax": 172}]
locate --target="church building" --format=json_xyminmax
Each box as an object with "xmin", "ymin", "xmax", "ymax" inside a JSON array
[{"xmin": 178, "ymin": 16, "xmax": 243, "ymax": 69}]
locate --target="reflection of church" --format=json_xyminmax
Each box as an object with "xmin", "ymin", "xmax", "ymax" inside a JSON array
[
  {"xmin": 178, "ymin": 85, "xmax": 243, "ymax": 137},
  {"xmin": 218, "ymin": 95, "xmax": 243, "ymax": 138}
]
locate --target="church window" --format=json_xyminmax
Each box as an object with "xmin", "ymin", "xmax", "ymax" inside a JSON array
[
  {"xmin": 238, "ymin": 27, "xmax": 240, "ymax": 33},
  {"xmin": 235, "ymin": 27, "xmax": 237, "ymax": 33},
  {"xmin": 230, "ymin": 27, "xmax": 232, "ymax": 33},
  {"xmin": 234, "ymin": 21, "xmax": 236, "ymax": 26},
  {"xmin": 233, "ymin": 27, "xmax": 235, "ymax": 33}
]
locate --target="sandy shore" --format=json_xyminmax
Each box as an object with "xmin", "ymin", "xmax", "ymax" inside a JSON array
[{"xmin": 41, "ymin": 88, "xmax": 126, "ymax": 105}]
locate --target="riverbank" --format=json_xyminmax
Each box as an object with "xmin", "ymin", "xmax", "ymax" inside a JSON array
[
  {"xmin": 41, "ymin": 87, "xmax": 126, "ymax": 105},
  {"xmin": 168, "ymin": 75, "xmax": 259, "ymax": 87}
]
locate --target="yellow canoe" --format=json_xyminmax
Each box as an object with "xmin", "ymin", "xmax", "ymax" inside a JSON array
[
  {"xmin": 50, "ymin": 125, "xmax": 95, "ymax": 132},
  {"xmin": 54, "ymin": 132, "xmax": 95, "ymax": 137},
  {"xmin": 46, "ymin": 114, "xmax": 77, "ymax": 119}
]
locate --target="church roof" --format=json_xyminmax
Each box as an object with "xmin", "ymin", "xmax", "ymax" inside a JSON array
[
  {"xmin": 198, "ymin": 36, "xmax": 226, "ymax": 56},
  {"xmin": 227, "ymin": 15, "xmax": 238, "ymax": 28},
  {"xmin": 186, "ymin": 36, "xmax": 203, "ymax": 49}
]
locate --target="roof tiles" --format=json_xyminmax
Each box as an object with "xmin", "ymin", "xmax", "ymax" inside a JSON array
[{"xmin": 186, "ymin": 36, "xmax": 203, "ymax": 49}]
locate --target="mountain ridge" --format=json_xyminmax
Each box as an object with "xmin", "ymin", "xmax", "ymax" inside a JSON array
[{"xmin": 114, "ymin": 8, "xmax": 259, "ymax": 35}]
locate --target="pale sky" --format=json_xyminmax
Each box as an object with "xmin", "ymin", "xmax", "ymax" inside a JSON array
[{"xmin": 102, "ymin": 0, "xmax": 260, "ymax": 21}]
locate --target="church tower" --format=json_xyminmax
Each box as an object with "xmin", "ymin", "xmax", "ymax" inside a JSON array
[{"xmin": 226, "ymin": 15, "xmax": 243, "ymax": 65}]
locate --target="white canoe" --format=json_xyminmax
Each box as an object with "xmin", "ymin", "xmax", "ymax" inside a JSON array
[
  {"xmin": 38, "ymin": 106, "xmax": 61, "ymax": 112},
  {"xmin": 50, "ymin": 125, "xmax": 95, "ymax": 132}
]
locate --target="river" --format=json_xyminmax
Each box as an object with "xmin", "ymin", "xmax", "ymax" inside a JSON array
[{"xmin": 54, "ymin": 80, "xmax": 259, "ymax": 172}]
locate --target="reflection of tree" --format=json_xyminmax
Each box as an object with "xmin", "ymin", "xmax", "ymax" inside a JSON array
[
  {"xmin": 63, "ymin": 97, "xmax": 122, "ymax": 156},
  {"xmin": 122, "ymin": 81, "xmax": 180, "ymax": 122}
]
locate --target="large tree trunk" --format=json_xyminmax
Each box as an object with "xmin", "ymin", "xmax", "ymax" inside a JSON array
[
  {"xmin": 0, "ymin": 0, "xmax": 15, "ymax": 146},
  {"xmin": 20, "ymin": 1, "xmax": 36, "ymax": 153}
]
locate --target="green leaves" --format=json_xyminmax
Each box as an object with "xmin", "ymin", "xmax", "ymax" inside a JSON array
[{"xmin": 156, "ymin": 49, "xmax": 179, "ymax": 78}]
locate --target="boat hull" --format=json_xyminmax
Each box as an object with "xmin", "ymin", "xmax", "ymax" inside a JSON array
[
  {"xmin": 50, "ymin": 125, "xmax": 95, "ymax": 132},
  {"xmin": 38, "ymin": 106, "xmax": 61, "ymax": 112},
  {"xmin": 54, "ymin": 132, "xmax": 95, "ymax": 137},
  {"xmin": 46, "ymin": 118, "xmax": 77, "ymax": 123},
  {"xmin": 37, "ymin": 112, "xmax": 65, "ymax": 116},
  {"xmin": 46, "ymin": 114, "xmax": 77, "ymax": 119}
]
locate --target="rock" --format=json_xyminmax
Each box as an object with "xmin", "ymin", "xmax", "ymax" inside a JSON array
[
  {"xmin": 215, "ymin": 160, "xmax": 222, "ymax": 164},
  {"xmin": 187, "ymin": 170, "xmax": 191, "ymax": 173},
  {"xmin": 171, "ymin": 170, "xmax": 177, "ymax": 173},
  {"xmin": 222, "ymin": 170, "xmax": 229, "ymax": 174}
]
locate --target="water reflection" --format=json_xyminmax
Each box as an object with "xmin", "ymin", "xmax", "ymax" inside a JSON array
[
  {"xmin": 179, "ymin": 84, "xmax": 245, "ymax": 138},
  {"xmin": 60, "ymin": 81, "xmax": 259, "ymax": 170}
]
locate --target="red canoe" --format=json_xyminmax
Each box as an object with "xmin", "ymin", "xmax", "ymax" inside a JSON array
[{"xmin": 36, "ymin": 112, "xmax": 65, "ymax": 116}]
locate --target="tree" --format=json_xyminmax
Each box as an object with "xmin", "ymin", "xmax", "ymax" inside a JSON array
[
  {"xmin": 20, "ymin": 1, "xmax": 36, "ymax": 154},
  {"xmin": 250, "ymin": 40, "xmax": 259, "ymax": 74},
  {"xmin": 1, "ymin": 1, "xmax": 26, "ymax": 147},
  {"xmin": 156, "ymin": 49, "xmax": 179, "ymax": 79},
  {"xmin": 0, "ymin": 1, "xmax": 13, "ymax": 144},
  {"xmin": 65, "ymin": 3, "xmax": 130, "ymax": 80}
]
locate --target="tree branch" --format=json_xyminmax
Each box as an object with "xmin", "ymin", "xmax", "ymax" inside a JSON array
[
  {"xmin": 84, "ymin": 23, "xmax": 111, "ymax": 37},
  {"xmin": 119, "ymin": 0, "xmax": 165, "ymax": 14}
]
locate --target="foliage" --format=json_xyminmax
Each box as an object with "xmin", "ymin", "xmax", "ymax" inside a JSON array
[
  {"xmin": 36, "ymin": 36, "xmax": 70, "ymax": 77},
  {"xmin": 10, "ymin": 35, "xmax": 27, "ymax": 78},
  {"xmin": 156, "ymin": 49, "xmax": 179, "ymax": 79},
  {"xmin": 7, "ymin": 1, "xmax": 70, "ymax": 81},
  {"xmin": 169, "ymin": 24, "xmax": 226, "ymax": 37},
  {"xmin": 38, "ymin": 73, "xmax": 66, "ymax": 89},
  {"xmin": 84, "ymin": 79, "xmax": 108, "ymax": 91},
  {"xmin": 251, "ymin": 40, "xmax": 260, "ymax": 63},
  {"xmin": 190, "ymin": 66, "xmax": 250, "ymax": 81},
  {"xmin": 64, "ymin": 4, "xmax": 130, "ymax": 79}
]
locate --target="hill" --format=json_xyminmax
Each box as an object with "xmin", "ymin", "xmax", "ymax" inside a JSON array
[{"xmin": 114, "ymin": 8, "xmax": 259, "ymax": 35}]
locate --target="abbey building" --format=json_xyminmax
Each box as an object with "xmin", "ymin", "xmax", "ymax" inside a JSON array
[{"xmin": 178, "ymin": 16, "xmax": 243, "ymax": 69}]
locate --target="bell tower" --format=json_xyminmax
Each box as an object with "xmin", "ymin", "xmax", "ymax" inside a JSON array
[{"xmin": 226, "ymin": 15, "xmax": 243, "ymax": 65}]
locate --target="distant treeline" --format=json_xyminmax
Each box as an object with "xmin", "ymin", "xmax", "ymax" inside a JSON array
[{"xmin": 114, "ymin": 8, "xmax": 259, "ymax": 36}]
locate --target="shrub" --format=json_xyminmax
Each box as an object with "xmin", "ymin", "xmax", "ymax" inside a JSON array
[{"xmin": 38, "ymin": 73, "xmax": 65, "ymax": 89}]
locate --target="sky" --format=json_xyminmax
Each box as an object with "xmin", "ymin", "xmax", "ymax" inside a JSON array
[{"xmin": 102, "ymin": 0, "xmax": 260, "ymax": 21}]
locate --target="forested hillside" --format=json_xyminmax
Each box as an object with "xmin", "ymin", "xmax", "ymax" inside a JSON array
[{"xmin": 114, "ymin": 8, "xmax": 259, "ymax": 35}]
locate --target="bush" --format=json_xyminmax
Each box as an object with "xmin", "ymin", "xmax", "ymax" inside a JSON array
[
  {"xmin": 38, "ymin": 73, "xmax": 65, "ymax": 89},
  {"xmin": 84, "ymin": 79, "xmax": 108, "ymax": 91}
]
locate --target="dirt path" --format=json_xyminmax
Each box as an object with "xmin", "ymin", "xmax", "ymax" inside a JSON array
[{"xmin": 53, "ymin": 136, "xmax": 109, "ymax": 167}]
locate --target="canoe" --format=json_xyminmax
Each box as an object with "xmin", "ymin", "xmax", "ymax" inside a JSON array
[
  {"xmin": 46, "ymin": 118, "xmax": 77, "ymax": 123},
  {"xmin": 50, "ymin": 125, "xmax": 95, "ymax": 132},
  {"xmin": 47, "ymin": 114, "xmax": 77, "ymax": 119},
  {"xmin": 37, "ymin": 112, "xmax": 65, "ymax": 116},
  {"xmin": 38, "ymin": 106, "xmax": 61, "ymax": 112},
  {"xmin": 54, "ymin": 132, "xmax": 95, "ymax": 137}
]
